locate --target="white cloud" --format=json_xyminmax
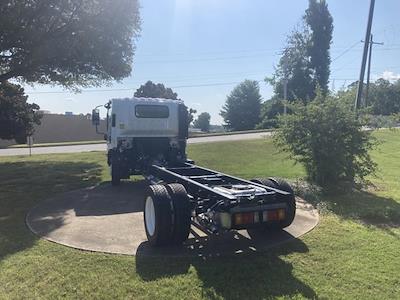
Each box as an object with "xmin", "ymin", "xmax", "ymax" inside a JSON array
[{"xmin": 374, "ymin": 71, "xmax": 400, "ymax": 82}]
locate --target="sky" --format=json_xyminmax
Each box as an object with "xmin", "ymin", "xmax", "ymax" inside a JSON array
[{"xmin": 24, "ymin": 0, "xmax": 400, "ymax": 124}]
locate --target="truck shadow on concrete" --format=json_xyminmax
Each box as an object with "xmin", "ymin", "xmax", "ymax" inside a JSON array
[
  {"xmin": 0, "ymin": 159, "xmax": 103, "ymax": 262},
  {"xmin": 26, "ymin": 180, "xmax": 146, "ymax": 239},
  {"xmin": 72, "ymin": 180, "xmax": 147, "ymax": 217},
  {"xmin": 135, "ymin": 236, "xmax": 316, "ymax": 299}
]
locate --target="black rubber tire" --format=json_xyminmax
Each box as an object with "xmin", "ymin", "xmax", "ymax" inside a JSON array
[
  {"xmin": 165, "ymin": 183, "xmax": 191, "ymax": 244},
  {"xmin": 144, "ymin": 185, "xmax": 174, "ymax": 246},
  {"xmin": 111, "ymin": 164, "xmax": 121, "ymax": 186},
  {"xmin": 251, "ymin": 177, "xmax": 296, "ymax": 229},
  {"xmin": 251, "ymin": 178, "xmax": 276, "ymax": 189}
]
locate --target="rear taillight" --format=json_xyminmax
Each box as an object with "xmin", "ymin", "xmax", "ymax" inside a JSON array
[{"xmin": 233, "ymin": 209, "xmax": 286, "ymax": 226}]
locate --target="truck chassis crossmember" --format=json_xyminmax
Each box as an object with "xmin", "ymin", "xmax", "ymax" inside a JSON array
[{"xmin": 148, "ymin": 162, "xmax": 296, "ymax": 241}]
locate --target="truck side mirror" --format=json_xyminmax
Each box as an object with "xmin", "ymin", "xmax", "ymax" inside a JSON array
[{"xmin": 92, "ymin": 109, "xmax": 100, "ymax": 126}]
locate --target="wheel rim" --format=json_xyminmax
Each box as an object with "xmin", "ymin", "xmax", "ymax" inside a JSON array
[{"xmin": 145, "ymin": 196, "xmax": 156, "ymax": 236}]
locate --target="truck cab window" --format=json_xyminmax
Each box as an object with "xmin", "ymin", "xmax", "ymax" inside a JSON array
[{"xmin": 135, "ymin": 105, "xmax": 169, "ymax": 118}]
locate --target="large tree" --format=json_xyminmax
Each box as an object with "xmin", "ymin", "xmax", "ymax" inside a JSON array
[
  {"xmin": 267, "ymin": 0, "xmax": 333, "ymax": 102},
  {"xmin": 305, "ymin": 0, "xmax": 333, "ymax": 94},
  {"xmin": 193, "ymin": 112, "xmax": 211, "ymax": 132},
  {"xmin": 220, "ymin": 80, "xmax": 262, "ymax": 131},
  {"xmin": 0, "ymin": 0, "xmax": 141, "ymax": 88},
  {"xmin": 134, "ymin": 81, "xmax": 178, "ymax": 99},
  {"xmin": 0, "ymin": 82, "xmax": 42, "ymax": 143},
  {"xmin": 267, "ymin": 26, "xmax": 315, "ymax": 103}
]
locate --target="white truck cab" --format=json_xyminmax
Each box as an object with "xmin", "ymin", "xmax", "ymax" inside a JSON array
[
  {"xmin": 93, "ymin": 97, "xmax": 189, "ymax": 185},
  {"xmin": 108, "ymin": 97, "xmax": 183, "ymax": 149}
]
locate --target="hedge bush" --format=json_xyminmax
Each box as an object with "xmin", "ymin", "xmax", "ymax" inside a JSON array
[{"xmin": 274, "ymin": 95, "xmax": 377, "ymax": 187}]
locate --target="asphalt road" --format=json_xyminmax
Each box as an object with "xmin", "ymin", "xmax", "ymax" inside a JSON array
[{"xmin": 0, "ymin": 131, "xmax": 272, "ymax": 156}]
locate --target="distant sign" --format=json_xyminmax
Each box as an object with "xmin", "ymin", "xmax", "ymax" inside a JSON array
[
  {"xmin": 27, "ymin": 136, "xmax": 33, "ymax": 156},
  {"xmin": 27, "ymin": 136, "xmax": 33, "ymax": 146}
]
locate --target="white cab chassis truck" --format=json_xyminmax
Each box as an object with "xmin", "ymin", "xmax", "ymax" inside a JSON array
[{"xmin": 92, "ymin": 97, "xmax": 296, "ymax": 247}]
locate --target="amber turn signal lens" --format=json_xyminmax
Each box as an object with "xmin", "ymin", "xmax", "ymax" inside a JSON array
[{"xmin": 278, "ymin": 209, "xmax": 286, "ymax": 220}]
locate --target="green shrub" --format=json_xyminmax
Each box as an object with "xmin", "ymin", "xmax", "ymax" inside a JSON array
[
  {"xmin": 274, "ymin": 95, "xmax": 377, "ymax": 187},
  {"xmin": 256, "ymin": 98, "xmax": 294, "ymax": 129}
]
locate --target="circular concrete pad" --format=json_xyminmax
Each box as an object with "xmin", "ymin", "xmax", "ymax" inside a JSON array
[{"xmin": 27, "ymin": 181, "xmax": 319, "ymax": 257}]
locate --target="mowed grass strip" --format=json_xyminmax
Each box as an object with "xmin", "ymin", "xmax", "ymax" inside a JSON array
[{"xmin": 0, "ymin": 130, "xmax": 399, "ymax": 299}]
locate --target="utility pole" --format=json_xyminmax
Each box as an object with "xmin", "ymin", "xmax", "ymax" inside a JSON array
[
  {"xmin": 283, "ymin": 78, "xmax": 288, "ymax": 115},
  {"xmin": 354, "ymin": 0, "xmax": 376, "ymax": 111},
  {"xmin": 365, "ymin": 34, "xmax": 384, "ymax": 107},
  {"xmin": 282, "ymin": 56, "xmax": 288, "ymax": 116}
]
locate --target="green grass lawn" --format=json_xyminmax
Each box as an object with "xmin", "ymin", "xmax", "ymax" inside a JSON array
[{"xmin": 0, "ymin": 130, "xmax": 399, "ymax": 299}]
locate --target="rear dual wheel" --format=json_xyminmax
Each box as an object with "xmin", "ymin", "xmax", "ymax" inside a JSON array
[
  {"xmin": 144, "ymin": 184, "xmax": 191, "ymax": 247},
  {"xmin": 251, "ymin": 177, "xmax": 296, "ymax": 229}
]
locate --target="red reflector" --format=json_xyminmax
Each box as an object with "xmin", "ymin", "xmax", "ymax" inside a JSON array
[
  {"xmin": 242, "ymin": 212, "xmax": 254, "ymax": 224},
  {"xmin": 234, "ymin": 212, "xmax": 254, "ymax": 225},
  {"xmin": 267, "ymin": 210, "xmax": 278, "ymax": 221}
]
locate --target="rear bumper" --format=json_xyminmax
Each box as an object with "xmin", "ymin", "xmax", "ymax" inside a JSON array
[{"xmin": 216, "ymin": 203, "xmax": 288, "ymax": 230}]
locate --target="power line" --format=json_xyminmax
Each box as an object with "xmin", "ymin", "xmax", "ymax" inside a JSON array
[
  {"xmin": 135, "ymin": 53, "xmax": 281, "ymax": 64},
  {"xmin": 133, "ymin": 43, "xmax": 399, "ymax": 59},
  {"xmin": 26, "ymin": 80, "xmax": 269, "ymax": 94},
  {"xmin": 26, "ymin": 77, "xmax": 362, "ymax": 95},
  {"xmin": 331, "ymin": 40, "xmax": 362, "ymax": 62},
  {"xmin": 121, "ymin": 70, "xmax": 269, "ymax": 84},
  {"xmin": 133, "ymin": 46, "xmax": 399, "ymax": 65}
]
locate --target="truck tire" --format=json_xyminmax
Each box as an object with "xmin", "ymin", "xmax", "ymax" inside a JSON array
[
  {"xmin": 144, "ymin": 185, "xmax": 174, "ymax": 246},
  {"xmin": 165, "ymin": 183, "xmax": 191, "ymax": 244},
  {"xmin": 111, "ymin": 164, "xmax": 121, "ymax": 186},
  {"xmin": 251, "ymin": 177, "xmax": 296, "ymax": 229}
]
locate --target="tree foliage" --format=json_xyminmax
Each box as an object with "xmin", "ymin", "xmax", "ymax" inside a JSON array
[
  {"xmin": 305, "ymin": 0, "xmax": 333, "ymax": 94},
  {"xmin": 267, "ymin": 0, "xmax": 333, "ymax": 102},
  {"xmin": 257, "ymin": 98, "xmax": 290, "ymax": 129},
  {"xmin": 134, "ymin": 81, "xmax": 178, "ymax": 99},
  {"xmin": 335, "ymin": 79, "xmax": 400, "ymax": 117},
  {"xmin": 274, "ymin": 94, "xmax": 376, "ymax": 186},
  {"xmin": 0, "ymin": 0, "xmax": 141, "ymax": 88},
  {"xmin": 368, "ymin": 79, "xmax": 400, "ymax": 115},
  {"xmin": 220, "ymin": 80, "xmax": 262, "ymax": 131},
  {"xmin": 193, "ymin": 112, "xmax": 211, "ymax": 132},
  {"xmin": 0, "ymin": 82, "xmax": 42, "ymax": 143},
  {"xmin": 187, "ymin": 108, "xmax": 197, "ymax": 125},
  {"xmin": 267, "ymin": 27, "xmax": 315, "ymax": 103}
]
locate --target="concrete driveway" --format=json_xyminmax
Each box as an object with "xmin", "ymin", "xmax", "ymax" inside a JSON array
[
  {"xmin": 26, "ymin": 180, "xmax": 319, "ymax": 257},
  {"xmin": 0, "ymin": 131, "xmax": 272, "ymax": 156}
]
